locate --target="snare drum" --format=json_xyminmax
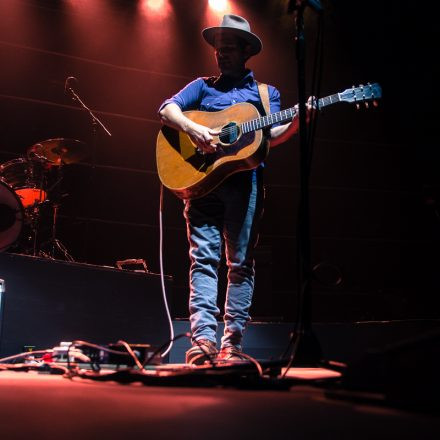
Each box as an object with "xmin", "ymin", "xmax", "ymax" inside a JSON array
[
  {"xmin": 0, "ymin": 179, "xmax": 24, "ymax": 252},
  {"xmin": 0, "ymin": 158, "xmax": 48, "ymax": 208}
]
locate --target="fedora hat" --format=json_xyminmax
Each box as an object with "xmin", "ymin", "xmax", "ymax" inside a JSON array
[{"xmin": 202, "ymin": 14, "xmax": 262, "ymax": 56}]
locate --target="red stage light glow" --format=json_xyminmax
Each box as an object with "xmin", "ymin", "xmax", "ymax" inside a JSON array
[
  {"xmin": 65, "ymin": 0, "xmax": 95, "ymax": 10},
  {"xmin": 208, "ymin": 0, "xmax": 230, "ymax": 13},
  {"xmin": 147, "ymin": 0, "xmax": 164, "ymax": 11},
  {"xmin": 139, "ymin": 0, "xmax": 171, "ymax": 18}
]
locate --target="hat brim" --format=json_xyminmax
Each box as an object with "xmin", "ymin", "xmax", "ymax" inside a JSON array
[{"xmin": 202, "ymin": 26, "xmax": 262, "ymax": 56}]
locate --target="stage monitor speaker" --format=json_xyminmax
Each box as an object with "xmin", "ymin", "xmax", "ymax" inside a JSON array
[
  {"xmin": 0, "ymin": 252, "xmax": 172, "ymax": 358},
  {"xmin": 340, "ymin": 327, "xmax": 440, "ymax": 412}
]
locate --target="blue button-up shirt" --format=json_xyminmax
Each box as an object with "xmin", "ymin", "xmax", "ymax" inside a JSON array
[{"xmin": 159, "ymin": 70, "xmax": 281, "ymax": 119}]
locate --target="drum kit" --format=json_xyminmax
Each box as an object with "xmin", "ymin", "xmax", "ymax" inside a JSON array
[{"xmin": 0, "ymin": 138, "xmax": 88, "ymax": 259}]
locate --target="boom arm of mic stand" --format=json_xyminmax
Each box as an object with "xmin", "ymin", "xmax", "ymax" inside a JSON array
[{"xmin": 66, "ymin": 87, "xmax": 112, "ymax": 137}]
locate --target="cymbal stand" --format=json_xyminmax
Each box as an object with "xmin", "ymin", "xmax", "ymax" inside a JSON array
[
  {"xmin": 24, "ymin": 162, "xmax": 48, "ymax": 257},
  {"xmin": 32, "ymin": 159, "xmax": 49, "ymax": 256},
  {"xmin": 42, "ymin": 202, "xmax": 74, "ymax": 262},
  {"xmin": 24, "ymin": 203, "xmax": 42, "ymax": 257},
  {"xmin": 32, "ymin": 206, "xmax": 40, "ymax": 256},
  {"xmin": 39, "ymin": 164, "xmax": 75, "ymax": 262}
]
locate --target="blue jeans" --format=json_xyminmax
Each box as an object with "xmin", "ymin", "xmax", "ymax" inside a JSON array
[{"xmin": 183, "ymin": 168, "xmax": 264, "ymax": 349}]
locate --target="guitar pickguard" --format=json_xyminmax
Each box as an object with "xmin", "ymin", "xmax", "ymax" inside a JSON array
[
  {"xmin": 215, "ymin": 131, "xmax": 255, "ymax": 159},
  {"xmin": 161, "ymin": 124, "xmax": 256, "ymax": 172}
]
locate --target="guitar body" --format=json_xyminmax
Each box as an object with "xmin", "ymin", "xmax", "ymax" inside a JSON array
[{"xmin": 156, "ymin": 102, "xmax": 269, "ymax": 200}]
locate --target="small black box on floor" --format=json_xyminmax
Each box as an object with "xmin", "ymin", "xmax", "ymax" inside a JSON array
[
  {"xmin": 0, "ymin": 252, "xmax": 172, "ymax": 358},
  {"xmin": 341, "ymin": 328, "xmax": 440, "ymax": 411}
]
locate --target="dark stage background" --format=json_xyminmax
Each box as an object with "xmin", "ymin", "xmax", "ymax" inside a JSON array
[{"xmin": 0, "ymin": 0, "xmax": 438, "ymax": 322}]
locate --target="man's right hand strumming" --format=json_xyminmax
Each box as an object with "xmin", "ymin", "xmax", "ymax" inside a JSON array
[
  {"xmin": 186, "ymin": 122, "xmax": 220, "ymax": 154},
  {"xmin": 159, "ymin": 102, "xmax": 220, "ymax": 154}
]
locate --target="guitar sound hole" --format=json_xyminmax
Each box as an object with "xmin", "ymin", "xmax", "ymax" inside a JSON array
[{"xmin": 219, "ymin": 122, "xmax": 239, "ymax": 145}]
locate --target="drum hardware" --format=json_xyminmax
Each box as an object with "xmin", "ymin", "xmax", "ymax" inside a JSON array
[
  {"xmin": 0, "ymin": 152, "xmax": 53, "ymax": 255},
  {"xmin": 21, "ymin": 198, "xmax": 54, "ymax": 257},
  {"xmin": 34, "ymin": 158, "xmax": 74, "ymax": 261},
  {"xmin": 27, "ymin": 138, "xmax": 89, "ymax": 261},
  {"xmin": 38, "ymin": 199, "xmax": 75, "ymax": 262},
  {"xmin": 0, "ymin": 137, "xmax": 88, "ymax": 259}
]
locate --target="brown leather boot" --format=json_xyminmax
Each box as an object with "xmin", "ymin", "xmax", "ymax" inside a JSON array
[
  {"xmin": 185, "ymin": 339, "xmax": 218, "ymax": 365},
  {"xmin": 217, "ymin": 346, "xmax": 248, "ymax": 362}
]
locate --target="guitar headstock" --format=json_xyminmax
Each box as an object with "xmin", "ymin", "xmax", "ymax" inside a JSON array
[{"xmin": 339, "ymin": 82, "xmax": 382, "ymax": 108}]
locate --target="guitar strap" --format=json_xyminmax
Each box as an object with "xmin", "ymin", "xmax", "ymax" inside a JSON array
[{"xmin": 256, "ymin": 81, "xmax": 270, "ymax": 117}]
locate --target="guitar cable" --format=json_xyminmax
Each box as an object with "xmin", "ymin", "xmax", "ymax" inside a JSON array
[{"xmin": 158, "ymin": 182, "xmax": 175, "ymax": 359}]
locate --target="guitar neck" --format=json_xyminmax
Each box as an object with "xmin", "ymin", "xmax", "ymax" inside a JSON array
[{"xmin": 240, "ymin": 93, "xmax": 341, "ymax": 134}]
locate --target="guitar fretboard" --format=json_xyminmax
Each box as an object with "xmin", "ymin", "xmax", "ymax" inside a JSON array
[{"xmin": 240, "ymin": 93, "xmax": 340, "ymax": 134}]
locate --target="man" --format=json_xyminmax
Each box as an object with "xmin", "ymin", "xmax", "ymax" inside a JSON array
[{"xmin": 159, "ymin": 14, "xmax": 313, "ymax": 364}]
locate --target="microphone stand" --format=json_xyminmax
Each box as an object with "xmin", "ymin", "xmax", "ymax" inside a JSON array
[
  {"xmin": 65, "ymin": 78, "xmax": 112, "ymax": 260},
  {"xmin": 285, "ymin": 0, "xmax": 323, "ymax": 367}
]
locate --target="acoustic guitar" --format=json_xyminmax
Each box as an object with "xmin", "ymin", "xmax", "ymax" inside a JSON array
[{"xmin": 156, "ymin": 83, "xmax": 382, "ymax": 200}]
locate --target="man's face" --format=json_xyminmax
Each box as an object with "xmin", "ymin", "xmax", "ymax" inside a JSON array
[{"xmin": 214, "ymin": 33, "xmax": 250, "ymax": 76}]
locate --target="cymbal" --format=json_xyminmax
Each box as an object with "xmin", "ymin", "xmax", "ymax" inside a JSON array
[{"xmin": 28, "ymin": 138, "xmax": 88, "ymax": 165}]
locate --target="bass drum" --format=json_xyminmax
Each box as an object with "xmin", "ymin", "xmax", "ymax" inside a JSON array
[{"xmin": 0, "ymin": 179, "xmax": 24, "ymax": 252}]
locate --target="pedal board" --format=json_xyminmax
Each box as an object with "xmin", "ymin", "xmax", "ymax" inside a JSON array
[{"xmin": 50, "ymin": 341, "xmax": 161, "ymax": 367}]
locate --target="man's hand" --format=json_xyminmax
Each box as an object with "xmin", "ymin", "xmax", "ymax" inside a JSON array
[
  {"xmin": 306, "ymin": 95, "xmax": 317, "ymax": 122},
  {"xmin": 187, "ymin": 122, "xmax": 221, "ymax": 154},
  {"xmin": 294, "ymin": 96, "xmax": 317, "ymax": 123},
  {"xmin": 269, "ymin": 95, "xmax": 317, "ymax": 147},
  {"xmin": 159, "ymin": 103, "xmax": 221, "ymax": 154}
]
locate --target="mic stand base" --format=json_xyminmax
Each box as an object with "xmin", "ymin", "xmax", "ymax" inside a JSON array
[{"xmin": 289, "ymin": 328, "xmax": 323, "ymax": 367}]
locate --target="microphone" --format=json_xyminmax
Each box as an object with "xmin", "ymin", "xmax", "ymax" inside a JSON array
[
  {"xmin": 64, "ymin": 76, "xmax": 78, "ymax": 94},
  {"xmin": 288, "ymin": 0, "xmax": 323, "ymax": 13}
]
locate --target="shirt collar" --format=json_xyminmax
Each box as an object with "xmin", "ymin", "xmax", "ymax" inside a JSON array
[{"xmin": 215, "ymin": 69, "xmax": 255, "ymax": 90}]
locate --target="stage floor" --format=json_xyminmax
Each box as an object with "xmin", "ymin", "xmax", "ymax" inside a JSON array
[{"xmin": 1, "ymin": 369, "xmax": 439, "ymax": 440}]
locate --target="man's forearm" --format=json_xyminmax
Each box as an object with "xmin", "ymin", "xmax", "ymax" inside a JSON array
[
  {"xmin": 269, "ymin": 118, "xmax": 300, "ymax": 147},
  {"xmin": 159, "ymin": 103, "xmax": 220, "ymax": 152},
  {"xmin": 159, "ymin": 103, "xmax": 195, "ymax": 133}
]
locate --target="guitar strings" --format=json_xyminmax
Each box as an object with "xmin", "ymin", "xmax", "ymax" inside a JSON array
[{"xmin": 219, "ymin": 107, "xmax": 299, "ymax": 136}]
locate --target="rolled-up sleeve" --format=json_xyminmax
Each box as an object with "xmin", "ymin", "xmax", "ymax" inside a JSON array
[{"xmin": 158, "ymin": 78, "xmax": 205, "ymax": 113}]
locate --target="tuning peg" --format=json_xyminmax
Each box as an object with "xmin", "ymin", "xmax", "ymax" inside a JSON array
[
  {"xmin": 356, "ymin": 103, "xmax": 360, "ymax": 110},
  {"xmin": 364, "ymin": 102, "xmax": 369, "ymax": 109},
  {"xmin": 373, "ymin": 100, "xmax": 379, "ymax": 107}
]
